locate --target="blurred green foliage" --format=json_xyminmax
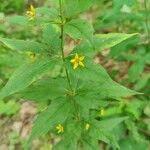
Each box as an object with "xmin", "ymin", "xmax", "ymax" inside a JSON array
[
  {"xmin": 0, "ymin": 0, "xmax": 150, "ymax": 150},
  {"xmin": 0, "ymin": 0, "xmax": 24, "ymax": 14}
]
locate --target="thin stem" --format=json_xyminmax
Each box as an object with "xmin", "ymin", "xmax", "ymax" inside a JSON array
[
  {"xmin": 59, "ymin": 0, "xmax": 80, "ymax": 120},
  {"xmin": 144, "ymin": 0, "xmax": 150, "ymax": 42},
  {"xmin": 59, "ymin": 0, "xmax": 73, "ymax": 92}
]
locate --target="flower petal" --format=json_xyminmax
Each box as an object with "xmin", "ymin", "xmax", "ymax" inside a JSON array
[
  {"xmin": 75, "ymin": 53, "xmax": 79, "ymax": 59},
  {"xmin": 73, "ymin": 63, "xmax": 78, "ymax": 69},
  {"xmin": 79, "ymin": 61, "xmax": 84, "ymax": 67},
  {"xmin": 70, "ymin": 59, "xmax": 75, "ymax": 63},
  {"xmin": 79, "ymin": 56, "xmax": 85, "ymax": 61},
  {"xmin": 30, "ymin": 5, "xmax": 35, "ymax": 12}
]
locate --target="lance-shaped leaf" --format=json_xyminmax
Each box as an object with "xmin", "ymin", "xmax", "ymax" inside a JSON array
[
  {"xmin": 94, "ymin": 81, "xmax": 139, "ymax": 99},
  {"xmin": 89, "ymin": 117, "xmax": 128, "ymax": 147},
  {"xmin": 72, "ymin": 33, "xmax": 138, "ymax": 57},
  {"xmin": 93, "ymin": 33, "xmax": 138, "ymax": 51},
  {"xmin": 66, "ymin": 56, "xmax": 138, "ymax": 99},
  {"xmin": 0, "ymin": 37, "xmax": 47, "ymax": 53},
  {"xmin": 77, "ymin": 79, "xmax": 138, "ymax": 100},
  {"xmin": 20, "ymin": 78, "xmax": 68, "ymax": 101},
  {"xmin": 64, "ymin": 19, "xmax": 94, "ymax": 40},
  {"xmin": 0, "ymin": 57, "xmax": 61, "ymax": 99},
  {"xmin": 42, "ymin": 24, "xmax": 61, "ymax": 53},
  {"xmin": 96, "ymin": 117, "xmax": 128, "ymax": 131}
]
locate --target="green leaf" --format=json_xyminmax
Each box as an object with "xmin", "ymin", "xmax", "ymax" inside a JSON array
[
  {"xmin": 36, "ymin": 7, "xmax": 59, "ymax": 19},
  {"xmin": 97, "ymin": 117, "xmax": 128, "ymax": 131},
  {"xmin": 0, "ymin": 57, "xmax": 60, "ymax": 99},
  {"xmin": 7, "ymin": 16, "xmax": 28, "ymax": 25},
  {"xmin": 93, "ymin": 33, "xmax": 138, "ymax": 51},
  {"xmin": 94, "ymin": 81, "xmax": 138, "ymax": 99},
  {"xmin": 79, "ymin": 81, "xmax": 137, "ymax": 100},
  {"xmin": 89, "ymin": 127, "xmax": 112, "ymax": 145},
  {"xmin": 64, "ymin": 0, "xmax": 93, "ymax": 17},
  {"xmin": 89, "ymin": 117, "xmax": 127, "ymax": 147},
  {"xmin": 66, "ymin": 56, "xmax": 138, "ymax": 98},
  {"xmin": 75, "ymin": 94, "xmax": 108, "ymax": 112},
  {"xmin": 42, "ymin": 24, "xmax": 61, "ymax": 53},
  {"xmin": 72, "ymin": 33, "xmax": 138, "ymax": 57},
  {"xmin": 29, "ymin": 97, "xmax": 72, "ymax": 141},
  {"xmin": 64, "ymin": 19, "xmax": 94, "ymax": 40},
  {"xmin": 53, "ymin": 136, "xmax": 79, "ymax": 150},
  {"xmin": 0, "ymin": 37, "xmax": 47, "ymax": 53},
  {"xmin": 74, "ymin": 84, "xmax": 109, "ymax": 118},
  {"xmin": 21, "ymin": 78, "xmax": 68, "ymax": 101},
  {"xmin": 0, "ymin": 52, "xmax": 25, "ymax": 67},
  {"xmin": 82, "ymin": 137, "xmax": 101, "ymax": 150}
]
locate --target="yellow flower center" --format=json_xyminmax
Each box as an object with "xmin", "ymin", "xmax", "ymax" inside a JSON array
[
  {"xmin": 75, "ymin": 58, "xmax": 80, "ymax": 63},
  {"xmin": 70, "ymin": 53, "xmax": 85, "ymax": 69},
  {"xmin": 56, "ymin": 124, "xmax": 64, "ymax": 134}
]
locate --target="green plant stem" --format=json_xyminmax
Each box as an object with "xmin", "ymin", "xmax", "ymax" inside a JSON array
[
  {"xmin": 59, "ymin": 0, "xmax": 73, "ymax": 92},
  {"xmin": 59, "ymin": 0, "xmax": 80, "ymax": 120},
  {"xmin": 144, "ymin": 0, "xmax": 150, "ymax": 42}
]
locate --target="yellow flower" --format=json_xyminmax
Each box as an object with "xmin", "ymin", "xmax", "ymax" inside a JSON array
[
  {"xmin": 85, "ymin": 123, "xmax": 90, "ymax": 131},
  {"xmin": 56, "ymin": 124, "xmax": 64, "ymax": 134},
  {"xmin": 70, "ymin": 53, "xmax": 85, "ymax": 69},
  {"xmin": 27, "ymin": 4, "xmax": 36, "ymax": 19}
]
